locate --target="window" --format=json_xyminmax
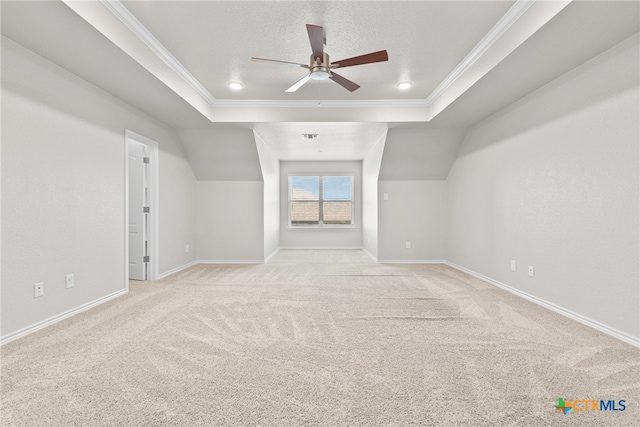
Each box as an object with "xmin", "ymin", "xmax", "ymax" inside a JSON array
[{"xmin": 289, "ymin": 175, "xmax": 353, "ymax": 227}]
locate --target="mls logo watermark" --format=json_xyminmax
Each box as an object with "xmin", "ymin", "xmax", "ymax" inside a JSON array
[{"xmin": 555, "ymin": 398, "xmax": 626, "ymax": 415}]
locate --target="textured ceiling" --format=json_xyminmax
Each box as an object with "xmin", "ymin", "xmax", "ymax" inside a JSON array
[
  {"xmin": 121, "ymin": 0, "xmax": 514, "ymax": 101},
  {"xmin": 1, "ymin": 0, "xmax": 638, "ymax": 165},
  {"xmin": 254, "ymin": 122, "xmax": 388, "ymax": 161}
]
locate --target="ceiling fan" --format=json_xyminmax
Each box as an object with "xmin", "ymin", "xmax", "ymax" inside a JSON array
[{"xmin": 251, "ymin": 24, "xmax": 388, "ymax": 93}]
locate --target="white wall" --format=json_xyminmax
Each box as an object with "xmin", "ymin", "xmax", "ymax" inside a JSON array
[
  {"xmin": 378, "ymin": 181, "xmax": 447, "ymax": 262},
  {"xmin": 254, "ymin": 133, "xmax": 280, "ymax": 259},
  {"xmin": 196, "ymin": 181, "xmax": 264, "ymax": 262},
  {"xmin": 280, "ymin": 161, "xmax": 362, "ymax": 248},
  {"xmin": 447, "ymin": 35, "xmax": 639, "ymax": 341},
  {"xmin": 362, "ymin": 131, "xmax": 387, "ymax": 259},
  {"xmin": 1, "ymin": 38, "xmax": 197, "ymax": 340}
]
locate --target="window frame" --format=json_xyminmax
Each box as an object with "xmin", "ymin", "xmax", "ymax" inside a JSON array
[{"xmin": 288, "ymin": 174, "xmax": 355, "ymax": 228}]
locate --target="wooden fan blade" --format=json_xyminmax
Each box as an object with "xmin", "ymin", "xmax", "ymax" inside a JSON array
[
  {"xmin": 251, "ymin": 57, "xmax": 309, "ymax": 68},
  {"xmin": 331, "ymin": 50, "xmax": 388, "ymax": 69},
  {"xmin": 329, "ymin": 72, "xmax": 360, "ymax": 92},
  {"xmin": 306, "ymin": 24, "xmax": 324, "ymax": 60},
  {"xmin": 286, "ymin": 74, "xmax": 312, "ymax": 92}
]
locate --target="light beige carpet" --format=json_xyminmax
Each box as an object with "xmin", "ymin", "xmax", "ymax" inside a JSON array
[{"xmin": 1, "ymin": 250, "xmax": 638, "ymax": 426}]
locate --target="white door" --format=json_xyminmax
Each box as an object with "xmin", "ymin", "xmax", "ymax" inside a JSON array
[{"xmin": 128, "ymin": 140, "xmax": 147, "ymax": 280}]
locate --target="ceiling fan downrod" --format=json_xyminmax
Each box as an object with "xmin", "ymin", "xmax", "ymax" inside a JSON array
[{"xmin": 309, "ymin": 52, "xmax": 331, "ymax": 80}]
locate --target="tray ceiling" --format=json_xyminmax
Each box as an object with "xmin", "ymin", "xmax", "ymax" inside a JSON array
[{"xmin": 2, "ymin": 1, "xmax": 638, "ymax": 161}]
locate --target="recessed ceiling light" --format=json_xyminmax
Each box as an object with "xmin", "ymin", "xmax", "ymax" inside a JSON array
[
  {"xmin": 397, "ymin": 81, "xmax": 412, "ymax": 90},
  {"xmin": 228, "ymin": 82, "xmax": 243, "ymax": 90}
]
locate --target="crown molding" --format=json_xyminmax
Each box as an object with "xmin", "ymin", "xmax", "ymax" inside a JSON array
[
  {"xmin": 102, "ymin": 0, "xmax": 433, "ymax": 111},
  {"xmin": 424, "ymin": 0, "xmax": 536, "ymax": 107},
  {"xmin": 210, "ymin": 98, "xmax": 430, "ymax": 108},
  {"xmin": 99, "ymin": 0, "xmax": 217, "ymax": 106},
  {"xmin": 98, "ymin": 0, "xmax": 539, "ymax": 114}
]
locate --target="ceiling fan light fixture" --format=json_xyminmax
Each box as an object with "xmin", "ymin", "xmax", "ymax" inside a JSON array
[
  {"xmin": 310, "ymin": 69, "xmax": 330, "ymax": 80},
  {"xmin": 251, "ymin": 25, "xmax": 388, "ymax": 92},
  {"xmin": 228, "ymin": 81, "xmax": 243, "ymax": 90},
  {"xmin": 397, "ymin": 81, "xmax": 412, "ymax": 90}
]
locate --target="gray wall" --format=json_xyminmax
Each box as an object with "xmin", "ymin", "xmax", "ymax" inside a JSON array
[
  {"xmin": 1, "ymin": 38, "xmax": 197, "ymax": 339},
  {"xmin": 181, "ymin": 127, "xmax": 269, "ymax": 262},
  {"xmin": 196, "ymin": 181, "xmax": 265, "ymax": 262},
  {"xmin": 446, "ymin": 35, "xmax": 639, "ymax": 340},
  {"xmin": 362, "ymin": 131, "xmax": 387, "ymax": 259},
  {"xmin": 374, "ymin": 125, "xmax": 462, "ymax": 262},
  {"xmin": 158, "ymin": 142, "xmax": 198, "ymax": 275},
  {"xmin": 3, "ymin": 28, "xmax": 637, "ymax": 347},
  {"xmin": 378, "ymin": 181, "xmax": 447, "ymax": 262},
  {"xmin": 254, "ymin": 133, "xmax": 280, "ymax": 259},
  {"xmin": 280, "ymin": 161, "xmax": 362, "ymax": 248}
]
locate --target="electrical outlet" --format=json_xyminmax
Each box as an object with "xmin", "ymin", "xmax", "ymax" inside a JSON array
[
  {"xmin": 511, "ymin": 260, "xmax": 517, "ymax": 272},
  {"xmin": 405, "ymin": 242, "xmax": 411, "ymax": 249},
  {"xmin": 529, "ymin": 265, "xmax": 534, "ymax": 277},
  {"xmin": 66, "ymin": 273, "xmax": 74, "ymax": 289},
  {"xmin": 186, "ymin": 244, "xmax": 189, "ymax": 253},
  {"xmin": 383, "ymin": 193, "xmax": 389, "ymax": 201},
  {"xmin": 34, "ymin": 282, "xmax": 44, "ymax": 298}
]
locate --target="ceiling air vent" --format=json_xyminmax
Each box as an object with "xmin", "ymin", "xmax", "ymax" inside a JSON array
[{"xmin": 302, "ymin": 134, "xmax": 319, "ymax": 140}]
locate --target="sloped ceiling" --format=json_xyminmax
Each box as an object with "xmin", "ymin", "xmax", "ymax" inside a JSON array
[
  {"xmin": 0, "ymin": 0, "xmax": 211, "ymax": 129},
  {"xmin": 1, "ymin": 0, "xmax": 638, "ymax": 178},
  {"xmin": 379, "ymin": 126, "xmax": 467, "ymax": 180},
  {"xmin": 429, "ymin": 0, "xmax": 640, "ymax": 127},
  {"xmin": 178, "ymin": 126, "xmax": 262, "ymax": 181}
]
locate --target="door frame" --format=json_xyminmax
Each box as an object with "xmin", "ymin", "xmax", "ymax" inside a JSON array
[{"xmin": 125, "ymin": 129, "xmax": 159, "ymax": 286}]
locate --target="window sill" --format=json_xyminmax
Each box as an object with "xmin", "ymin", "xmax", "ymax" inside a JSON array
[{"xmin": 287, "ymin": 225, "xmax": 356, "ymax": 230}]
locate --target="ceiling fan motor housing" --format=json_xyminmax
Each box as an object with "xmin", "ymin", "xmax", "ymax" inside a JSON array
[
  {"xmin": 251, "ymin": 24, "xmax": 387, "ymax": 92},
  {"xmin": 310, "ymin": 52, "xmax": 331, "ymax": 80}
]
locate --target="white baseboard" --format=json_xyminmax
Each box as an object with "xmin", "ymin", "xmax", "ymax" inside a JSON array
[
  {"xmin": 7, "ymin": 257, "xmax": 635, "ymax": 349},
  {"xmin": 0, "ymin": 288, "xmax": 128, "ymax": 346},
  {"xmin": 279, "ymin": 246, "xmax": 364, "ymax": 250},
  {"xmin": 378, "ymin": 259, "xmax": 446, "ymax": 264},
  {"xmin": 445, "ymin": 261, "xmax": 640, "ymax": 349},
  {"xmin": 157, "ymin": 260, "xmax": 198, "ymax": 280},
  {"xmin": 198, "ymin": 259, "xmax": 264, "ymax": 264},
  {"xmin": 362, "ymin": 248, "xmax": 378, "ymax": 263},
  {"xmin": 264, "ymin": 247, "xmax": 281, "ymax": 263}
]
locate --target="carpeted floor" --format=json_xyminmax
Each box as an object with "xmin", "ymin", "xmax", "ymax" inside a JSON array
[{"xmin": 1, "ymin": 250, "xmax": 638, "ymax": 426}]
